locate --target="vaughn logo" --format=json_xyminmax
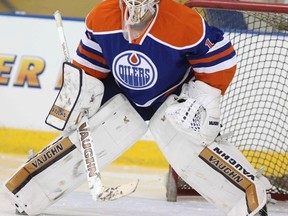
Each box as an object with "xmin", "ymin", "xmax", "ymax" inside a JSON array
[
  {"xmin": 199, "ymin": 146, "xmax": 256, "ymax": 183},
  {"xmin": 209, "ymin": 121, "xmax": 219, "ymax": 126},
  {"xmin": 79, "ymin": 122, "xmax": 97, "ymax": 178},
  {"xmin": 50, "ymin": 104, "xmax": 69, "ymax": 121},
  {"xmin": 30, "ymin": 143, "xmax": 64, "ymax": 168},
  {"xmin": 212, "ymin": 147, "xmax": 255, "ymax": 181},
  {"xmin": 112, "ymin": 50, "xmax": 158, "ymax": 90}
]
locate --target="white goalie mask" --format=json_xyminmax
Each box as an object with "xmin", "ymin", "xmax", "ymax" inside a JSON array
[
  {"xmin": 120, "ymin": 0, "xmax": 159, "ymax": 41},
  {"xmin": 120, "ymin": 0, "xmax": 159, "ymax": 25}
]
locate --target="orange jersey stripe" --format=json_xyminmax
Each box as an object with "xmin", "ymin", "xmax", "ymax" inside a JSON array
[
  {"xmin": 195, "ymin": 65, "xmax": 237, "ymax": 95},
  {"xmin": 72, "ymin": 60, "xmax": 108, "ymax": 79},
  {"xmin": 77, "ymin": 43, "xmax": 107, "ymax": 66},
  {"xmin": 189, "ymin": 46, "xmax": 235, "ymax": 65}
]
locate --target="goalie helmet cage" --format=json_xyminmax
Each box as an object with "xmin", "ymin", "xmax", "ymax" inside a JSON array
[{"xmin": 166, "ymin": 0, "xmax": 288, "ymax": 202}]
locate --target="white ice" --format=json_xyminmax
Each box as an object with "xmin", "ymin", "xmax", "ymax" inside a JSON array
[{"xmin": 1, "ymin": 154, "xmax": 287, "ymax": 216}]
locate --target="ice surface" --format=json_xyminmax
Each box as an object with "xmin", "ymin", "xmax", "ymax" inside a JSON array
[{"xmin": 1, "ymin": 154, "xmax": 287, "ymax": 216}]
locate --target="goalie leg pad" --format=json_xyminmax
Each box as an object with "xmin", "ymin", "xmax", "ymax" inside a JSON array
[
  {"xmin": 4, "ymin": 94, "xmax": 148, "ymax": 216},
  {"xmin": 149, "ymin": 95, "xmax": 271, "ymax": 216}
]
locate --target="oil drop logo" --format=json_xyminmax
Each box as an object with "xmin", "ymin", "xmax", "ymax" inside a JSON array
[{"xmin": 112, "ymin": 51, "xmax": 158, "ymax": 90}]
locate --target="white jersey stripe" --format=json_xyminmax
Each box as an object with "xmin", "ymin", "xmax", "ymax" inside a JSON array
[
  {"xmin": 193, "ymin": 55, "xmax": 237, "ymax": 73},
  {"xmin": 74, "ymin": 55, "xmax": 111, "ymax": 73},
  {"xmin": 207, "ymin": 34, "xmax": 231, "ymax": 54},
  {"xmin": 81, "ymin": 32, "xmax": 103, "ymax": 53}
]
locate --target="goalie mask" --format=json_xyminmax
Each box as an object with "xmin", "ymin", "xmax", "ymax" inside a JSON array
[{"xmin": 120, "ymin": 0, "xmax": 159, "ymax": 40}]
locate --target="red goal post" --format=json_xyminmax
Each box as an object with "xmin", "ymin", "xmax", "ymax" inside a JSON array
[{"xmin": 166, "ymin": 0, "xmax": 288, "ymax": 202}]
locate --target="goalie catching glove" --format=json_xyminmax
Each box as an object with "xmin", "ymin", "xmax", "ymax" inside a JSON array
[
  {"xmin": 46, "ymin": 62, "xmax": 104, "ymax": 131},
  {"xmin": 165, "ymin": 80, "xmax": 221, "ymax": 145}
]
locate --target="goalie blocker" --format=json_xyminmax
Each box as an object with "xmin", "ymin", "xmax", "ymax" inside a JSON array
[
  {"xmin": 149, "ymin": 95, "xmax": 271, "ymax": 216},
  {"xmin": 4, "ymin": 94, "xmax": 148, "ymax": 216}
]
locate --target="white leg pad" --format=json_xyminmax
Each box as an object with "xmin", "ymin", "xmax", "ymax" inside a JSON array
[
  {"xmin": 4, "ymin": 94, "xmax": 148, "ymax": 216},
  {"xmin": 149, "ymin": 95, "xmax": 270, "ymax": 216}
]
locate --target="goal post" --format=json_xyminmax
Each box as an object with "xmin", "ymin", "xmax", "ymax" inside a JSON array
[{"xmin": 167, "ymin": 0, "xmax": 288, "ymax": 202}]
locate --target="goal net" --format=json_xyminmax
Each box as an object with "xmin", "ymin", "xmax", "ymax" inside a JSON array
[{"xmin": 167, "ymin": 0, "xmax": 288, "ymax": 201}]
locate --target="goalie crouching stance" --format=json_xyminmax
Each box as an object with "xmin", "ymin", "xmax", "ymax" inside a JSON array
[{"xmin": 4, "ymin": 0, "xmax": 271, "ymax": 215}]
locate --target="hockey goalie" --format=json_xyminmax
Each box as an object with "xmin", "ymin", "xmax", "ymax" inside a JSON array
[{"xmin": 4, "ymin": 0, "xmax": 271, "ymax": 215}]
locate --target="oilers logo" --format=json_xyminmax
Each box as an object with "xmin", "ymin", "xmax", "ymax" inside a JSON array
[{"xmin": 112, "ymin": 51, "xmax": 158, "ymax": 90}]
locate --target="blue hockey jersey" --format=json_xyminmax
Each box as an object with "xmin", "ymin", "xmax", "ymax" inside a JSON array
[{"xmin": 73, "ymin": 0, "xmax": 236, "ymax": 107}]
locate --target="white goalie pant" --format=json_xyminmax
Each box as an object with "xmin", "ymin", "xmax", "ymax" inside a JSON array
[
  {"xmin": 4, "ymin": 94, "xmax": 148, "ymax": 216},
  {"xmin": 149, "ymin": 95, "xmax": 271, "ymax": 216}
]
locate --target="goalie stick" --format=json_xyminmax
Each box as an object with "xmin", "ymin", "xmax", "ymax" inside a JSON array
[{"xmin": 53, "ymin": 10, "xmax": 139, "ymax": 201}]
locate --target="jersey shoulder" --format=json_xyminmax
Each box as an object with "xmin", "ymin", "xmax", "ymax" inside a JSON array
[
  {"xmin": 151, "ymin": 0, "xmax": 205, "ymax": 47},
  {"xmin": 86, "ymin": 0, "xmax": 121, "ymax": 33}
]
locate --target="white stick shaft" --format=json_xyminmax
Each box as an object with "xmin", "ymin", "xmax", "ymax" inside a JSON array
[
  {"xmin": 77, "ymin": 114, "xmax": 103, "ymax": 200},
  {"xmin": 53, "ymin": 10, "xmax": 103, "ymax": 200},
  {"xmin": 53, "ymin": 10, "xmax": 70, "ymax": 62}
]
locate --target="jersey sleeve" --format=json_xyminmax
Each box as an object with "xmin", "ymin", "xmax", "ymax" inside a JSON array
[
  {"xmin": 72, "ymin": 30, "xmax": 111, "ymax": 79},
  {"xmin": 187, "ymin": 22, "xmax": 237, "ymax": 95}
]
